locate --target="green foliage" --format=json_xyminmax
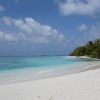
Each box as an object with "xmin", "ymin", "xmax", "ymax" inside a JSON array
[
  {"xmin": 90, "ymin": 51, "xmax": 98, "ymax": 58},
  {"xmin": 69, "ymin": 39, "xmax": 100, "ymax": 59}
]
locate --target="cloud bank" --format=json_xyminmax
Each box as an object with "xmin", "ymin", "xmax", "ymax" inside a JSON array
[
  {"xmin": 58, "ymin": 0, "xmax": 100, "ymax": 16},
  {"xmin": 0, "ymin": 17, "xmax": 66, "ymax": 44}
]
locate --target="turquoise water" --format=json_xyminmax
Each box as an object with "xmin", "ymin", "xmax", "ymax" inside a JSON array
[
  {"xmin": 0, "ymin": 56, "xmax": 94, "ymax": 71},
  {"xmin": 0, "ymin": 56, "xmax": 99, "ymax": 84}
]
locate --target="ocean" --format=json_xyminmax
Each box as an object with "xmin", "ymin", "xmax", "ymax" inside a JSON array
[{"xmin": 0, "ymin": 56, "xmax": 99, "ymax": 84}]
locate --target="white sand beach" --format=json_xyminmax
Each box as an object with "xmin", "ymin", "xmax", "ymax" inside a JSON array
[{"xmin": 0, "ymin": 67, "xmax": 100, "ymax": 100}]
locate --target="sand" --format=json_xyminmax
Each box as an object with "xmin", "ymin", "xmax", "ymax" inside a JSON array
[{"xmin": 0, "ymin": 67, "xmax": 100, "ymax": 100}]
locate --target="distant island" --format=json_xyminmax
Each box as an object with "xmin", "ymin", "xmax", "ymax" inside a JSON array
[{"xmin": 69, "ymin": 39, "xmax": 100, "ymax": 59}]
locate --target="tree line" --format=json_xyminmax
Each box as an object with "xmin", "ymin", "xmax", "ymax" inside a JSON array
[{"xmin": 69, "ymin": 39, "xmax": 100, "ymax": 59}]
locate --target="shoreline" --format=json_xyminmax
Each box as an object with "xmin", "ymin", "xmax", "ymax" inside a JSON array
[{"xmin": 0, "ymin": 62, "xmax": 100, "ymax": 85}]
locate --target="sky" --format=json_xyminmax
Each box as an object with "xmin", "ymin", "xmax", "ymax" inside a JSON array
[{"xmin": 0, "ymin": 0, "xmax": 100, "ymax": 56}]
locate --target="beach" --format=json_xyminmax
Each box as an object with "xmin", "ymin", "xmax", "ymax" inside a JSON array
[
  {"xmin": 0, "ymin": 0, "xmax": 100, "ymax": 99},
  {"xmin": 0, "ymin": 66, "xmax": 100, "ymax": 100}
]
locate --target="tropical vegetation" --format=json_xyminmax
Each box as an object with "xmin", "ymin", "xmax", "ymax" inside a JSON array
[{"xmin": 69, "ymin": 39, "xmax": 100, "ymax": 59}]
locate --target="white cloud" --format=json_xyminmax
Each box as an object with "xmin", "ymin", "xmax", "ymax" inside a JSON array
[
  {"xmin": 1, "ymin": 17, "xmax": 66, "ymax": 44},
  {"xmin": 77, "ymin": 24, "xmax": 88, "ymax": 32},
  {"xmin": 0, "ymin": 5, "xmax": 5, "ymax": 12},
  {"xmin": 58, "ymin": 0, "xmax": 100, "ymax": 16},
  {"xmin": 0, "ymin": 31, "xmax": 18, "ymax": 42}
]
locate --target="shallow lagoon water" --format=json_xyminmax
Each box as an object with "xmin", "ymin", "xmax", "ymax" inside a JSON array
[{"xmin": 0, "ymin": 56, "xmax": 99, "ymax": 84}]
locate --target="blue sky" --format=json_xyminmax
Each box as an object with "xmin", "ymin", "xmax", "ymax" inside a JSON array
[{"xmin": 0, "ymin": 0, "xmax": 100, "ymax": 56}]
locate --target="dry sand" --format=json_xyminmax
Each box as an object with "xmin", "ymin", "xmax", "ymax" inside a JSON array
[{"xmin": 0, "ymin": 67, "xmax": 100, "ymax": 100}]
